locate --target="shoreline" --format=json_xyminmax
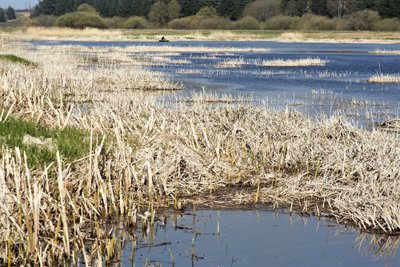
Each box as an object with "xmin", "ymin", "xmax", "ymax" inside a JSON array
[{"xmin": 2, "ymin": 27, "xmax": 400, "ymax": 44}]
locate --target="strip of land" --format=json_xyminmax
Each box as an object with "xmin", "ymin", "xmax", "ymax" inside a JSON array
[{"xmin": 2, "ymin": 28, "xmax": 400, "ymax": 43}]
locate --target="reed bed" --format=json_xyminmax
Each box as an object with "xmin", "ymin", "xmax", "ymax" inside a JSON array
[
  {"xmin": 260, "ymin": 58, "xmax": 328, "ymax": 67},
  {"xmin": 368, "ymin": 73, "xmax": 400, "ymax": 83},
  {"xmin": 216, "ymin": 58, "xmax": 247, "ymax": 68},
  {"xmin": 1, "ymin": 41, "xmax": 400, "ymax": 265},
  {"xmin": 370, "ymin": 50, "xmax": 400, "ymax": 55}
]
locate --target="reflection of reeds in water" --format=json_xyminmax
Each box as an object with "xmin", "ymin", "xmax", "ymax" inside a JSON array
[
  {"xmin": 355, "ymin": 232, "xmax": 400, "ymax": 261},
  {"xmin": 368, "ymin": 74, "xmax": 400, "ymax": 83},
  {"xmin": 260, "ymin": 58, "xmax": 328, "ymax": 67}
]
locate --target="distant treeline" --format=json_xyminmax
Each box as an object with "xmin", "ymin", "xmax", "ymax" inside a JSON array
[
  {"xmin": 31, "ymin": 0, "xmax": 400, "ymax": 31},
  {"xmin": 0, "ymin": 6, "xmax": 16, "ymax": 22},
  {"xmin": 33, "ymin": 0, "xmax": 400, "ymax": 19}
]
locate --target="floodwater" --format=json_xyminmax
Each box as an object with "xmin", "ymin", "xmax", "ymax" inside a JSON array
[
  {"xmin": 30, "ymin": 40, "xmax": 400, "ymax": 126},
  {"xmin": 123, "ymin": 209, "xmax": 400, "ymax": 267},
  {"xmin": 30, "ymin": 40, "xmax": 400, "ymax": 266}
]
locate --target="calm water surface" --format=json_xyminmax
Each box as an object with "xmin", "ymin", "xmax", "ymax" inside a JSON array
[{"xmin": 122, "ymin": 210, "xmax": 400, "ymax": 267}]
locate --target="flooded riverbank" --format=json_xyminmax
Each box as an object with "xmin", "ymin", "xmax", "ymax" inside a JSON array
[{"xmin": 29, "ymin": 40, "xmax": 400, "ymax": 127}]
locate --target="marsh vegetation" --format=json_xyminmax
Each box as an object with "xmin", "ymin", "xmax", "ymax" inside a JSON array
[{"xmin": 0, "ymin": 35, "xmax": 400, "ymax": 265}]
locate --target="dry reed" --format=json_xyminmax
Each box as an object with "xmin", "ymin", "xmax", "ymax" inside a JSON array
[
  {"xmin": 0, "ymin": 40, "xmax": 400, "ymax": 265},
  {"xmin": 368, "ymin": 74, "xmax": 400, "ymax": 83},
  {"xmin": 260, "ymin": 58, "xmax": 328, "ymax": 67}
]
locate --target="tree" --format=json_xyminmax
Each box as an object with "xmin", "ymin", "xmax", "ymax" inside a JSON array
[
  {"xmin": 0, "ymin": 8, "xmax": 6, "ymax": 22},
  {"xmin": 281, "ymin": 0, "xmax": 309, "ymax": 16},
  {"xmin": 244, "ymin": 0, "xmax": 281, "ymax": 21},
  {"xmin": 197, "ymin": 6, "xmax": 218, "ymax": 16},
  {"xmin": 93, "ymin": 0, "xmax": 109, "ymax": 16},
  {"xmin": 378, "ymin": 0, "xmax": 400, "ymax": 18},
  {"xmin": 179, "ymin": 0, "xmax": 203, "ymax": 17},
  {"xmin": 118, "ymin": 0, "xmax": 133, "ymax": 17},
  {"xmin": 131, "ymin": 0, "xmax": 153, "ymax": 17},
  {"xmin": 36, "ymin": 0, "xmax": 58, "ymax": 15},
  {"xmin": 77, "ymin": 3, "xmax": 98, "ymax": 13},
  {"xmin": 148, "ymin": 1, "xmax": 169, "ymax": 25},
  {"xmin": 310, "ymin": 0, "xmax": 328, "ymax": 16},
  {"xmin": 6, "ymin": 6, "xmax": 17, "ymax": 20},
  {"xmin": 168, "ymin": 0, "xmax": 180, "ymax": 20},
  {"xmin": 218, "ymin": 0, "xmax": 251, "ymax": 20}
]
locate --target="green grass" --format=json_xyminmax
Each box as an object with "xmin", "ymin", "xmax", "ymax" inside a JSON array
[
  {"xmin": 0, "ymin": 114, "xmax": 93, "ymax": 168},
  {"xmin": 0, "ymin": 54, "xmax": 38, "ymax": 67}
]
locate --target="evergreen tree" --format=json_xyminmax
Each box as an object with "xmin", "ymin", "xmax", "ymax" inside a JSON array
[
  {"xmin": 179, "ymin": 0, "xmax": 203, "ymax": 17},
  {"xmin": 0, "ymin": 8, "xmax": 6, "ymax": 22},
  {"xmin": 37, "ymin": 0, "xmax": 58, "ymax": 15},
  {"xmin": 378, "ymin": 0, "xmax": 400, "ymax": 18},
  {"xmin": 118, "ymin": 0, "xmax": 133, "ymax": 17},
  {"xmin": 93, "ymin": 0, "xmax": 109, "ymax": 16},
  {"xmin": 6, "ymin": 6, "xmax": 17, "ymax": 20},
  {"xmin": 131, "ymin": 0, "xmax": 154, "ymax": 17},
  {"xmin": 281, "ymin": 0, "xmax": 308, "ymax": 16},
  {"xmin": 218, "ymin": 0, "xmax": 251, "ymax": 20},
  {"xmin": 310, "ymin": 0, "xmax": 328, "ymax": 16},
  {"xmin": 55, "ymin": 0, "xmax": 74, "ymax": 15}
]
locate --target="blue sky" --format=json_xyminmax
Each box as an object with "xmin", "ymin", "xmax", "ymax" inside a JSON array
[{"xmin": 0, "ymin": 0, "xmax": 38, "ymax": 9}]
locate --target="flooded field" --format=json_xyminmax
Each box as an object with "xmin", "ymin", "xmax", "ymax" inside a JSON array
[
  {"xmin": 15, "ymin": 40, "xmax": 400, "ymax": 266},
  {"xmin": 30, "ymin": 40, "xmax": 400, "ymax": 126}
]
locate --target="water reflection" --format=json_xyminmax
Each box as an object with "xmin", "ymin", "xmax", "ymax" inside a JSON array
[{"xmin": 121, "ymin": 210, "xmax": 400, "ymax": 267}]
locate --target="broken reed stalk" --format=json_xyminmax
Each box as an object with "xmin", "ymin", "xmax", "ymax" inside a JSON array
[{"xmin": 0, "ymin": 41, "xmax": 400, "ymax": 265}]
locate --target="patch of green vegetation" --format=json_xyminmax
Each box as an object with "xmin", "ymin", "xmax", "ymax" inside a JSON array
[
  {"xmin": 0, "ymin": 114, "xmax": 93, "ymax": 168},
  {"xmin": 0, "ymin": 54, "xmax": 38, "ymax": 67}
]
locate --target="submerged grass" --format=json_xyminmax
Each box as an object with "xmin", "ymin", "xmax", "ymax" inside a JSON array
[
  {"xmin": 0, "ymin": 54, "xmax": 38, "ymax": 67},
  {"xmin": 0, "ymin": 112, "xmax": 93, "ymax": 167}
]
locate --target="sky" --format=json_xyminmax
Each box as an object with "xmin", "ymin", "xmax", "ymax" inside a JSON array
[{"xmin": 0, "ymin": 0, "xmax": 38, "ymax": 9}]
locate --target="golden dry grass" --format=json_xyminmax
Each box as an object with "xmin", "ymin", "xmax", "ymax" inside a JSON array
[
  {"xmin": 260, "ymin": 58, "xmax": 328, "ymax": 67},
  {"xmin": 371, "ymin": 50, "xmax": 400, "ymax": 55},
  {"xmin": 2, "ymin": 27, "xmax": 400, "ymax": 43},
  {"xmin": 368, "ymin": 74, "xmax": 400, "ymax": 83},
  {"xmin": 1, "ymin": 40, "xmax": 400, "ymax": 265}
]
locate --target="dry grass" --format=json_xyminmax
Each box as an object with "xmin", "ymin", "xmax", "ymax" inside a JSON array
[
  {"xmin": 370, "ymin": 50, "xmax": 400, "ymax": 55},
  {"xmin": 216, "ymin": 57, "xmax": 247, "ymax": 68},
  {"xmin": 1, "ymin": 40, "xmax": 400, "ymax": 265},
  {"xmin": 3, "ymin": 28, "xmax": 400, "ymax": 43},
  {"xmin": 260, "ymin": 58, "xmax": 328, "ymax": 67},
  {"xmin": 368, "ymin": 74, "xmax": 400, "ymax": 83}
]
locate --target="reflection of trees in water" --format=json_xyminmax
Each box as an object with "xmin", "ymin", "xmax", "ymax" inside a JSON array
[{"xmin": 355, "ymin": 232, "xmax": 400, "ymax": 262}]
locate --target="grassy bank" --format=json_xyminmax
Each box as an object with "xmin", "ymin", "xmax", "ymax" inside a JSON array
[
  {"xmin": 0, "ymin": 40, "xmax": 400, "ymax": 265},
  {"xmin": 0, "ymin": 54, "xmax": 38, "ymax": 67},
  {"xmin": 0, "ymin": 113, "xmax": 93, "ymax": 167}
]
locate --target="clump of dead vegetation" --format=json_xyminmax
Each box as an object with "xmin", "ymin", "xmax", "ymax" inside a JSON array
[
  {"xmin": 260, "ymin": 57, "xmax": 328, "ymax": 67},
  {"xmin": 368, "ymin": 73, "xmax": 400, "ymax": 83},
  {"xmin": 0, "ymin": 42, "xmax": 400, "ymax": 265}
]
